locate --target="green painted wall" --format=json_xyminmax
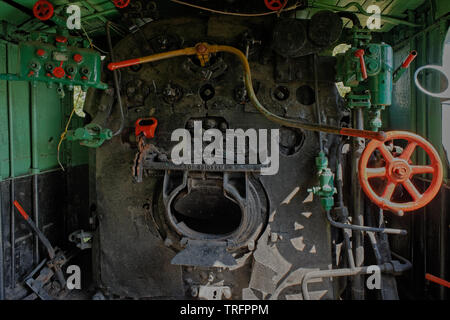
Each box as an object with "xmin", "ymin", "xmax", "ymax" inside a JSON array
[
  {"xmin": 0, "ymin": 41, "xmax": 88, "ymax": 181},
  {"xmin": 386, "ymin": 2, "xmax": 449, "ymax": 179}
]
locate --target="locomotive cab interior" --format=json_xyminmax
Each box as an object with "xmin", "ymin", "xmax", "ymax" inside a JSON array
[{"xmin": 0, "ymin": 0, "xmax": 449, "ymax": 302}]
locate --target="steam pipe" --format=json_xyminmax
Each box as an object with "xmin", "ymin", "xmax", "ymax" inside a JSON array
[
  {"xmin": 326, "ymin": 210, "xmax": 407, "ymax": 235},
  {"xmin": 301, "ymin": 259, "xmax": 411, "ymax": 300},
  {"xmin": 106, "ymin": 22, "xmax": 125, "ymax": 137}
]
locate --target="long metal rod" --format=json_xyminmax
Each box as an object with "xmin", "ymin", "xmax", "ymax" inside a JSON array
[
  {"xmin": 6, "ymin": 43, "xmax": 15, "ymax": 288},
  {"xmin": 13, "ymin": 201, "xmax": 65, "ymax": 287},
  {"xmin": 30, "ymin": 84, "xmax": 40, "ymax": 266},
  {"xmin": 326, "ymin": 210, "xmax": 407, "ymax": 235},
  {"xmin": 302, "ymin": 257, "xmax": 412, "ymax": 300},
  {"xmin": 106, "ymin": 22, "xmax": 125, "ymax": 137},
  {"xmin": 351, "ymin": 107, "xmax": 365, "ymax": 300},
  {"xmin": 313, "ymin": 54, "xmax": 323, "ymax": 152},
  {"xmin": 0, "ymin": 178, "xmax": 4, "ymax": 299}
]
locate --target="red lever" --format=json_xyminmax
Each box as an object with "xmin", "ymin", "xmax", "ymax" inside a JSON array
[
  {"xmin": 354, "ymin": 49, "xmax": 368, "ymax": 80},
  {"xmin": 401, "ymin": 50, "xmax": 418, "ymax": 68},
  {"xmin": 426, "ymin": 273, "xmax": 450, "ymax": 288},
  {"xmin": 135, "ymin": 117, "xmax": 158, "ymax": 139},
  {"xmin": 13, "ymin": 201, "xmax": 29, "ymax": 221}
]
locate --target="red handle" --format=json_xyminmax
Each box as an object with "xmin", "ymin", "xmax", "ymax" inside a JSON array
[
  {"xmin": 135, "ymin": 117, "xmax": 158, "ymax": 139},
  {"xmin": 108, "ymin": 58, "xmax": 142, "ymax": 71},
  {"xmin": 354, "ymin": 49, "xmax": 368, "ymax": 80},
  {"xmin": 401, "ymin": 50, "xmax": 418, "ymax": 68},
  {"xmin": 425, "ymin": 273, "xmax": 450, "ymax": 288},
  {"xmin": 13, "ymin": 201, "xmax": 29, "ymax": 221}
]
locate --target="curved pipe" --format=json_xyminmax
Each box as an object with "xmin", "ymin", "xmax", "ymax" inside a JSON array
[
  {"xmin": 302, "ymin": 263, "xmax": 390, "ymax": 300},
  {"xmin": 106, "ymin": 22, "xmax": 125, "ymax": 136},
  {"xmin": 302, "ymin": 255, "xmax": 412, "ymax": 300},
  {"xmin": 326, "ymin": 210, "xmax": 407, "ymax": 235},
  {"xmin": 107, "ymin": 44, "xmax": 387, "ymax": 141},
  {"xmin": 337, "ymin": 12, "xmax": 361, "ymax": 28}
]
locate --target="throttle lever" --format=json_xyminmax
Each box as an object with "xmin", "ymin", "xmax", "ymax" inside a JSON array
[{"xmin": 354, "ymin": 49, "xmax": 368, "ymax": 80}]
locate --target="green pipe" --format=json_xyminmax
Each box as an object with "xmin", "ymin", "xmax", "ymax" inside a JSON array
[{"xmin": 309, "ymin": 1, "xmax": 422, "ymax": 28}]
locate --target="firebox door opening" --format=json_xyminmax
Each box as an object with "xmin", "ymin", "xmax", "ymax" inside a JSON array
[{"xmin": 172, "ymin": 188, "xmax": 243, "ymax": 235}]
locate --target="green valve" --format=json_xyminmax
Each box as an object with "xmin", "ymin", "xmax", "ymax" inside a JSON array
[
  {"xmin": 335, "ymin": 27, "xmax": 399, "ymax": 132},
  {"xmin": 308, "ymin": 152, "xmax": 337, "ymax": 212},
  {"xmin": 66, "ymin": 123, "xmax": 113, "ymax": 148}
]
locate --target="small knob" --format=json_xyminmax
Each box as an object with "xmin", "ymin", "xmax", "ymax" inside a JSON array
[{"xmin": 73, "ymin": 54, "xmax": 83, "ymax": 63}]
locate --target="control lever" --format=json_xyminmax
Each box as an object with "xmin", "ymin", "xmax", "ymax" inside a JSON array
[
  {"xmin": 13, "ymin": 201, "xmax": 66, "ymax": 288},
  {"xmin": 354, "ymin": 49, "xmax": 368, "ymax": 80}
]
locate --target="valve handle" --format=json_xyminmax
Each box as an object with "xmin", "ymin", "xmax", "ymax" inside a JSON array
[
  {"xmin": 135, "ymin": 117, "xmax": 158, "ymax": 139},
  {"xmin": 401, "ymin": 50, "xmax": 418, "ymax": 68},
  {"xmin": 354, "ymin": 49, "xmax": 368, "ymax": 80},
  {"xmin": 359, "ymin": 131, "xmax": 443, "ymax": 214},
  {"xmin": 33, "ymin": 0, "xmax": 54, "ymax": 21},
  {"xmin": 113, "ymin": 0, "xmax": 130, "ymax": 8},
  {"xmin": 264, "ymin": 0, "xmax": 288, "ymax": 11}
]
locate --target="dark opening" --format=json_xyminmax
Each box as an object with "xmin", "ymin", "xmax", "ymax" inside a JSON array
[
  {"xmin": 296, "ymin": 85, "xmax": 316, "ymax": 105},
  {"xmin": 172, "ymin": 188, "xmax": 242, "ymax": 235},
  {"xmin": 199, "ymin": 84, "xmax": 215, "ymax": 101}
]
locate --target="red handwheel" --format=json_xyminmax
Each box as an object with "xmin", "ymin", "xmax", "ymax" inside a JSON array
[
  {"xmin": 33, "ymin": 0, "xmax": 54, "ymax": 21},
  {"xmin": 264, "ymin": 0, "xmax": 288, "ymax": 11},
  {"xmin": 113, "ymin": 0, "xmax": 130, "ymax": 8},
  {"xmin": 359, "ymin": 131, "xmax": 443, "ymax": 214}
]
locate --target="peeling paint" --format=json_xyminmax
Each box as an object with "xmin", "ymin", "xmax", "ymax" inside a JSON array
[{"xmin": 281, "ymin": 187, "xmax": 300, "ymax": 205}]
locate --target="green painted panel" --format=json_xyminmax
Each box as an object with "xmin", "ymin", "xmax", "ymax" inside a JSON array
[
  {"xmin": 34, "ymin": 82, "xmax": 65, "ymax": 171},
  {"xmin": 8, "ymin": 43, "xmax": 31, "ymax": 177},
  {"xmin": 0, "ymin": 42, "xmax": 9, "ymax": 179},
  {"xmin": 435, "ymin": 0, "xmax": 450, "ymax": 20},
  {"xmin": 0, "ymin": 41, "xmax": 88, "ymax": 180}
]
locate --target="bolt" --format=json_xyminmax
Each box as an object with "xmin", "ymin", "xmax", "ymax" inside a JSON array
[
  {"xmin": 271, "ymin": 232, "xmax": 278, "ymax": 242},
  {"xmin": 276, "ymin": 90, "xmax": 285, "ymax": 100},
  {"xmin": 191, "ymin": 286, "xmax": 198, "ymax": 297},
  {"xmin": 208, "ymin": 273, "xmax": 215, "ymax": 282},
  {"xmin": 247, "ymin": 240, "xmax": 255, "ymax": 251},
  {"xmin": 196, "ymin": 43, "xmax": 207, "ymax": 54}
]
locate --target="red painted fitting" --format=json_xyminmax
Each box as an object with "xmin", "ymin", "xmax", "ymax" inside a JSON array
[
  {"xmin": 33, "ymin": 0, "xmax": 54, "ymax": 21},
  {"xmin": 354, "ymin": 49, "xmax": 368, "ymax": 80},
  {"xmin": 108, "ymin": 58, "xmax": 142, "ymax": 71},
  {"xmin": 55, "ymin": 36, "xmax": 67, "ymax": 44},
  {"xmin": 135, "ymin": 117, "xmax": 158, "ymax": 139},
  {"xmin": 401, "ymin": 50, "xmax": 418, "ymax": 68},
  {"xmin": 36, "ymin": 49, "xmax": 46, "ymax": 57},
  {"xmin": 13, "ymin": 201, "xmax": 29, "ymax": 221},
  {"xmin": 73, "ymin": 54, "xmax": 83, "ymax": 63}
]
